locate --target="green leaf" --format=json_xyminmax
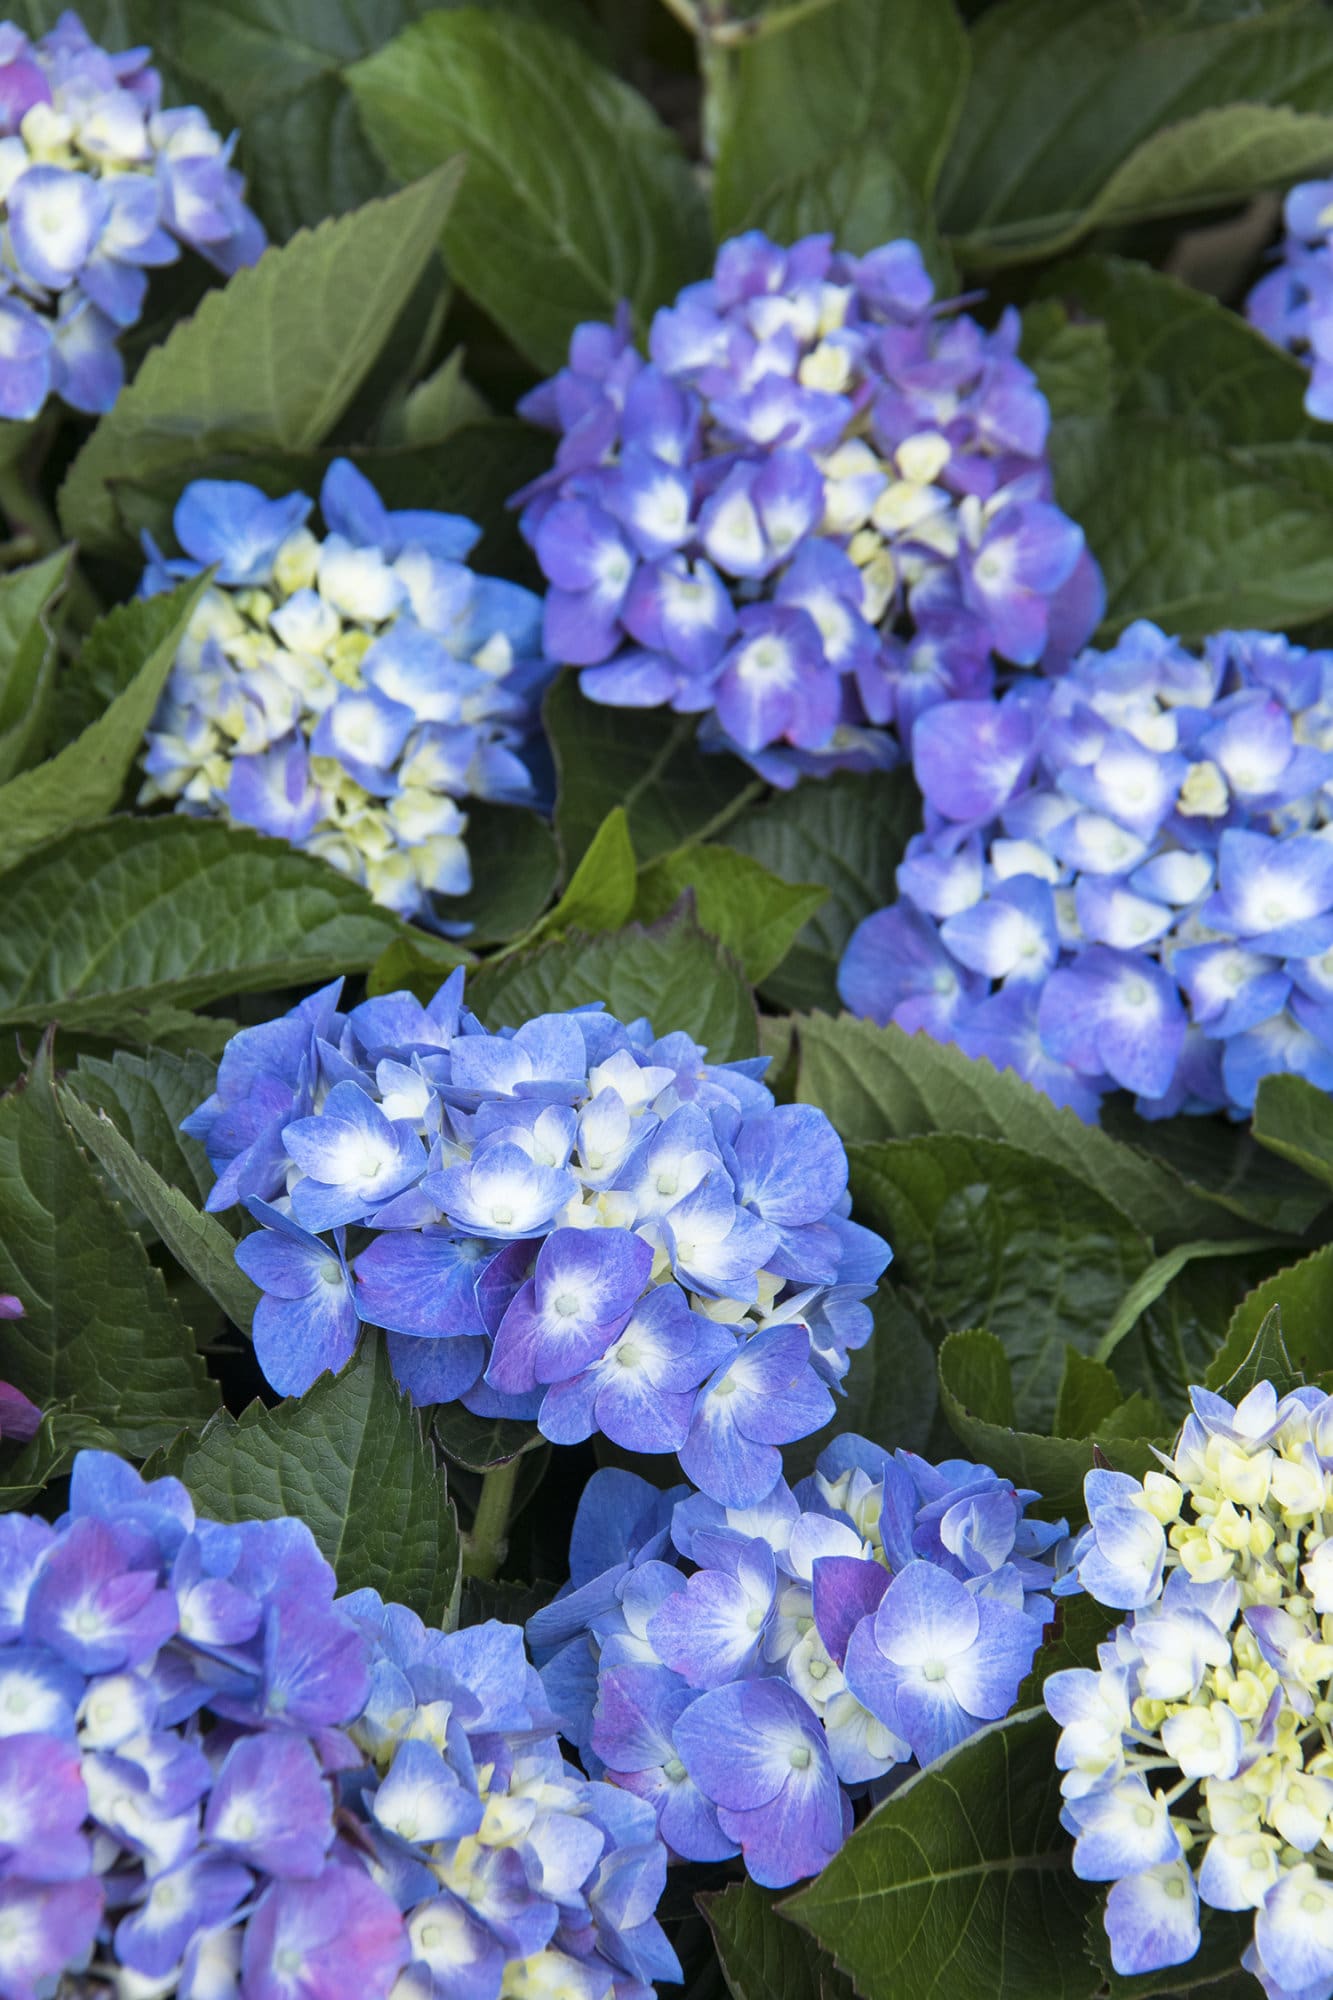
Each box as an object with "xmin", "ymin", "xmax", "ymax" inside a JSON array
[
  {"xmin": 366, "ymin": 932, "xmax": 473, "ymax": 1008},
  {"xmin": 635, "ymin": 845, "xmax": 827, "ymax": 986},
  {"xmin": 1210, "ymin": 1304, "xmax": 1301, "ymax": 1404},
  {"xmin": 0, "ymin": 817, "xmax": 402, "ymax": 1035},
  {"xmin": 59, "ymin": 1089, "xmax": 257, "ymax": 1335},
  {"xmin": 392, "ymin": 347, "xmax": 490, "ymax": 447},
  {"xmin": 0, "ymin": 578, "xmax": 207, "ymax": 872},
  {"xmin": 786, "ymin": 1708, "xmax": 1099, "ymax": 2000},
  {"xmin": 713, "ymin": 0, "xmax": 967, "ymax": 281},
  {"xmin": 1, "ymin": 1404, "xmax": 118, "ymax": 1514},
  {"xmin": 64, "ymin": 1045, "xmax": 224, "ymax": 1210},
  {"xmin": 440, "ymin": 806, "xmax": 559, "ymax": 948},
  {"xmin": 0, "ymin": 551, "xmax": 71, "ymax": 783},
  {"xmin": 350, "ymin": 9, "xmax": 711, "ymax": 372},
  {"xmin": 940, "ymin": 0, "xmax": 1333, "ymax": 267},
  {"xmin": 1017, "ymin": 1596, "xmax": 1118, "ymax": 1706},
  {"xmin": 1042, "ymin": 256, "xmax": 1314, "ymax": 447},
  {"xmin": 1021, "ymin": 302, "xmax": 1116, "ymax": 429},
  {"xmin": 1059, "ymin": 419, "xmax": 1333, "ymax": 640},
  {"xmin": 469, "ymin": 912, "xmax": 760, "ymax": 1063},
  {"xmin": 121, "ymin": 0, "xmax": 605, "ymax": 239},
  {"xmin": 546, "ymin": 675, "xmax": 757, "ymax": 873},
  {"xmin": 530, "ymin": 807, "xmax": 637, "ymax": 944},
  {"xmin": 1102, "ymin": 1096, "xmax": 1327, "ymax": 1239},
  {"xmin": 0, "ymin": 1041, "xmax": 217, "ymax": 1456},
  {"xmin": 850, "ymin": 1134, "xmax": 1152, "ymax": 1430},
  {"xmin": 702, "ymin": 1879, "xmax": 851, "ymax": 2000},
  {"xmin": 939, "ymin": 1331, "xmax": 1162, "ymax": 1520},
  {"xmin": 725, "ymin": 771, "xmax": 921, "ymax": 1012},
  {"xmin": 1252, "ymin": 1072, "xmax": 1333, "ymax": 1193},
  {"xmin": 105, "ymin": 422, "xmax": 553, "ymax": 587},
  {"xmin": 433, "ymin": 1404, "xmax": 543, "ymax": 1475},
  {"xmin": 157, "ymin": 1339, "xmax": 459, "ymax": 1626},
  {"xmin": 1053, "ymin": 1348, "xmax": 1124, "ymax": 1439},
  {"xmin": 59, "ymin": 165, "xmax": 464, "ymax": 552},
  {"xmin": 1095, "ymin": 1236, "xmax": 1285, "ymax": 1367},
  {"xmin": 796, "ymin": 1014, "xmax": 1246, "ymax": 1245},
  {"xmin": 1207, "ymin": 1246, "xmax": 1333, "ymax": 1390}
]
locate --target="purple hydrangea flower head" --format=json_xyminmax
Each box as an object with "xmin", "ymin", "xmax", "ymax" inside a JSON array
[
  {"xmin": 1045, "ymin": 1377, "xmax": 1333, "ymax": 1993},
  {"xmin": 514, "ymin": 230, "xmax": 1101, "ymax": 786},
  {"xmin": 1247, "ymin": 179, "xmax": 1333, "ymax": 420},
  {"xmin": 0, "ymin": 11, "xmax": 263, "ymax": 419},
  {"xmin": 529, "ymin": 1435, "xmax": 1067, "ymax": 1886},
  {"xmin": 0, "ymin": 1448, "xmax": 676, "ymax": 2000},
  {"xmin": 139, "ymin": 458, "xmax": 555, "ymax": 929},
  {"xmin": 188, "ymin": 974, "xmax": 892, "ymax": 1502},
  {"xmin": 838, "ymin": 620, "xmax": 1333, "ymax": 1120}
]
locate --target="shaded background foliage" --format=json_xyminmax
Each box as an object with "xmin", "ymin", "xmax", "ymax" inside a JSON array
[{"xmin": 6, "ymin": 2, "xmax": 1333, "ymax": 1996}]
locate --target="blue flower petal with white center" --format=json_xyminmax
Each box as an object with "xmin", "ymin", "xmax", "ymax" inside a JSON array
[
  {"xmin": 1253, "ymin": 1867, "xmax": 1333, "ymax": 1997},
  {"xmin": 486, "ymin": 1227, "xmax": 653, "ymax": 1394},
  {"xmin": 1037, "ymin": 947, "xmax": 1186, "ymax": 1099},
  {"xmin": 174, "ymin": 482, "xmax": 313, "ymax": 584},
  {"xmin": 282, "ymin": 1085, "xmax": 427, "ymax": 1232},
  {"xmin": 1063, "ymin": 1776, "xmax": 1184, "ymax": 1882},
  {"xmin": 203, "ymin": 1733, "xmax": 333, "ymax": 1878},
  {"xmin": 1103, "ymin": 1862, "xmax": 1201, "ymax": 1977},
  {"xmin": 424, "ymin": 1142, "xmax": 575, "ymax": 1240},
  {"xmin": 941, "ymin": 874, "xmax": 1059, "ymax": 982}
]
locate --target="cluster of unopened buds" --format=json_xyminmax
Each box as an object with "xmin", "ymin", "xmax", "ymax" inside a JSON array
[
  {"xmin": 1247, "ymin": 177, "xmax": 1333, "ymax": 421},
  {"xmin": 0, "ymin": 10, "xmax": 262, "ymax": 419},
  {"xmin": 514, "ymin": 228, "xmax": 1102, "ymax": 787},
  {"xmin": 187, "ymin": 971, "xmax": 891, "ymax": 1502},
  {"xmin": 0, "ymin": 1449, "xmax": 677, "ymax": 2000},
  {"xmin": 839, "ymin": 620, "xmax": 1333, "ymax": 1119},
  {"xmin": 1047, "ymin": 1376, "xmax": 1333, "ymax": 1997},
  {"xmin": 529, "ymin": 1437, "xmax": 1067, "ymax": 1886},
  {"xmin": 139, "ymin": 461, "xmax": 554, "ymax": 927}
]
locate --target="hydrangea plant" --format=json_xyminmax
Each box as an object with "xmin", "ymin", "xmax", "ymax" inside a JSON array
[
  {"xmin": 0, "ymin": 11, "xmax": 262, "ymax": 419},
  {"xmin": 186, "ymin": 972, "xmax": 891, "ymax": 1503},
  {"xmin": 838, "ymin": 620, "xmax": 1333, "ymax": 1119},
  {"xmin": 514, "ymin": 229, "xmax": 1102, "ymax": 787},
  {"xmin": 139, "ymin": 461, "xmax": 554, "ymax": 926},
  {"xmin": 0, "ymin": 1449, "xmax": 676, "ymax": 2000},
  {"xmin": 1047, "ymin": 1374, "xmax": 1333, "ymax": 1998},
  {"xmin": 528, "ymin": 1438, "xmax": 1067, "ymax": 1886}
]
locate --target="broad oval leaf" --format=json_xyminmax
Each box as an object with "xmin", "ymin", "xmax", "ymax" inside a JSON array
[
  {"xmin": 59, "ymin": 163, "xmax": 464, "ymax": 552},
  {"xmin": 786, "ymin": 1708, "xmax": 1100, "ymax": 2000},
  {"xmin": 0, "ymin": 1040, "xmax": 217, "ymax": 1456},
  {"xmin": 349, "ymin": 8, "xmax": 711, "ymax": 372},
  {"xmin": 0, "ymin": 816, "xmax": 402, "ymax": 1034},
  {"xmin": 156, "ymin": 1338, "xmax": 460, "ymax": 1627}
]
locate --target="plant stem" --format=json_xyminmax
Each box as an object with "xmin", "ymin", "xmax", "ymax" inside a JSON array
[{"xmin": 463, "ymin": 1457, "xmax": 521, "ymax": 1582}]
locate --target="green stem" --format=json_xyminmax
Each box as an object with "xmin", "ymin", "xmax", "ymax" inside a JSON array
[
  {"xmin": 463, "ymin": 1457, "xmax": 521, "ymax": 1582},
  {"xmin": 698, "ymin": 32, "xmax": 738, "ymax": 167}
]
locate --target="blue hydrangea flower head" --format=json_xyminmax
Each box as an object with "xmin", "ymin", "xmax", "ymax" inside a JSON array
[
  {"xmin": 528, "ymin": 1435, "xmax": 1068, "ymax": 1887},
  {"xmin": 838, "ymin": 620, "xmax": 1333, "ymax": 1120},
  {"xmin": 1046, "ymin": 1377, "xmax": 1333, "ymax": 1997},
  {"xmin": 513, "ymin": 230, "xmax": 1103, "ymax": 787},
  {"xmin": 186, "ymin": 973, "xmax": 892, "ymax": 1503},
  {"xmin": 138, "ymin": 459, "xmax": 555, "ymax": 928},
  {"xmin": 0, "ymin": 10, "xmax": 263, "ymax": 419},
  {"xmin": 0, "ymin": 1447, "xmax": 676, "ymax": 2000},
  {"xmin": 1247, "ymin": 180, "xmax": 1333, "ymax": 420}
]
